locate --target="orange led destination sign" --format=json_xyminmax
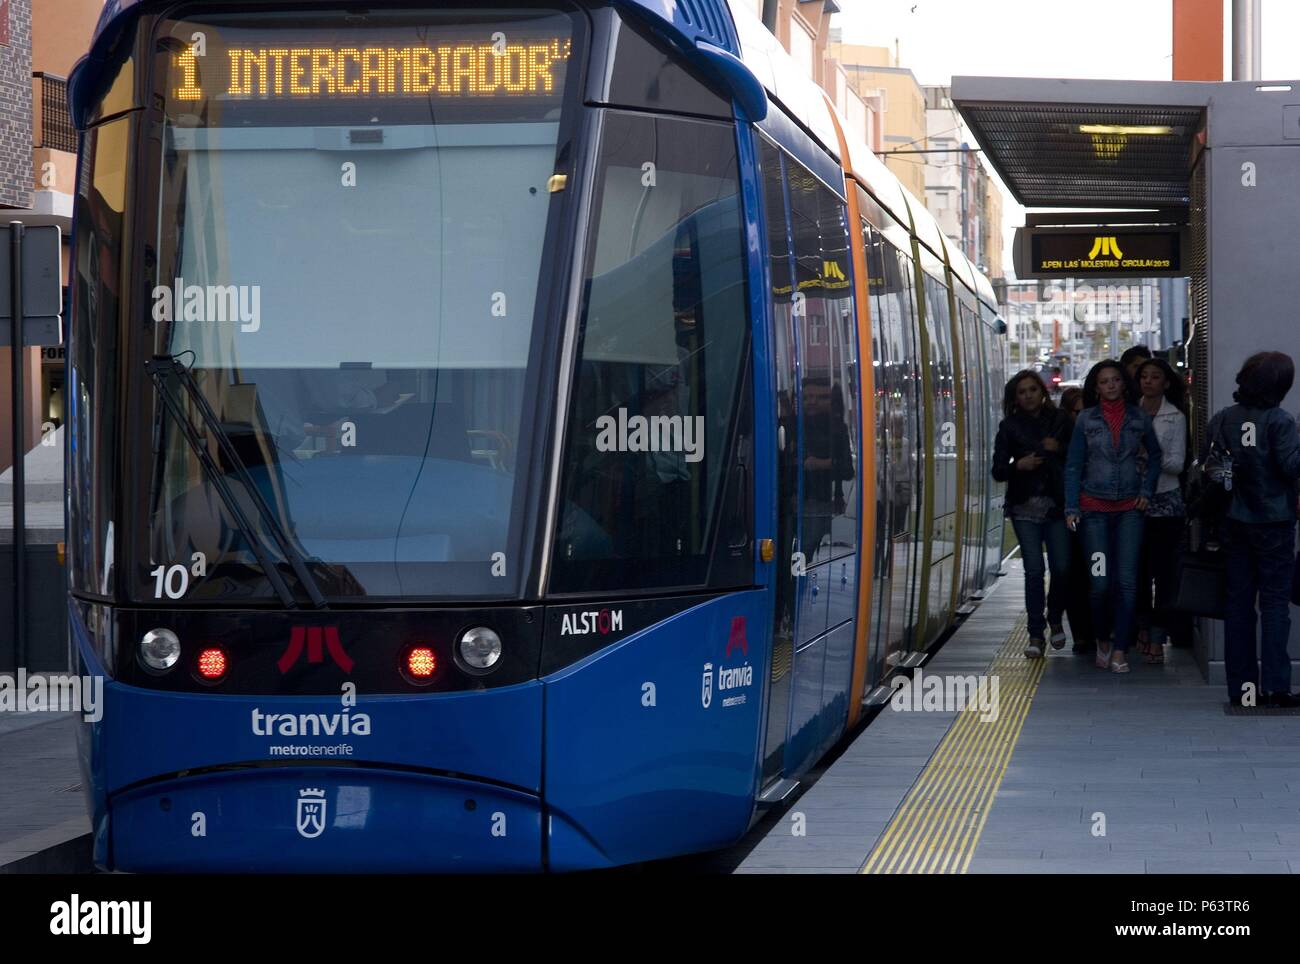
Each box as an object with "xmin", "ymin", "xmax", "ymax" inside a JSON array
[{"xmin": 173, "ymin": 38, "xmax": 572, "ymax": 101}]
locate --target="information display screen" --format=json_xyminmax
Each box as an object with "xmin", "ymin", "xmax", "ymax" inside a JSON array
[
  {"xmin": 1028, "ymin": 229, "xmax": 1182, "ymax": 275},
  {"xmin": 172, "ymin": 36, "xmax": 573, "ymax": 101},
  {"xmin": 159, "ymin": 11, "xmax": 576, "ymax": 119}
]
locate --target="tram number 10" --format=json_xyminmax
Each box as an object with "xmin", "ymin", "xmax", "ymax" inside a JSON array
[{"xmin": 151, "ymin": 554, "xmax": 207, "ymax": 599}]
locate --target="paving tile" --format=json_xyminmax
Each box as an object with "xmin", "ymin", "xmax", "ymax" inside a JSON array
[
  {"xmin": 1144, "ymin": 859, "xmax": 1292, "ymax": 874},
  {"xmin": 0, "ymin": 716, "xmax": 84, "ymax": 853},
  {"xmin": 1208, "ymin": 831, "xmax": 1283, "ymax": 847},
  {"xmin": 734, "ymin": 866, "xmax": 857, "ymax": 874},
  {"xmin": 967, "ymin": 858, "xmax": 1148, "ymax": 874}
]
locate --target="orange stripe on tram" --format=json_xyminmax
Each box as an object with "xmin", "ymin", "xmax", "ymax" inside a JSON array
[{"xmin": 820, "ymin": 94, "xmax": 877, "ymax": 730}]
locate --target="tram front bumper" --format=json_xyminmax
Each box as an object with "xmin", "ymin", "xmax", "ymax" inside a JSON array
[{"xmin": 109, "ymin": 766, "xmax": 543, "ymax": 872}]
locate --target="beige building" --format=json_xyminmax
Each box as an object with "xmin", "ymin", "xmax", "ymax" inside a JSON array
[
  {"xmin": 757, "ymin": 0, "xmax": 836, "ymax": 89},
  {"xmin": 981, "ymin": 175, "xmax": 1003, "ymax": 280},
  {"xmin": 826, "ymin": 39, "xmax": 928, "ymax": 199},
  {"xmin": 744, "ymin": 1, "xmax": 880, "ymax": 150}
]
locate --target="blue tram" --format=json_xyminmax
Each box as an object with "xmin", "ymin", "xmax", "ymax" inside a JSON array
[{"xmin": 66, "ymin": 0, "xmax": 1007, "ymax": 871}]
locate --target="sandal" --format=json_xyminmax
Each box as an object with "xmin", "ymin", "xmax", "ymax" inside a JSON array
[
  {"xmin": 1144, "ymin": 650, "xmax": 1165, "ymax": 664},
  {"xmin": 1111, "ymin": 653, "xmax": 1131, "ymax": 673},
  {"xmin": 1049, "ymin": 625, "xmax": 1068, "ymax": 651},
  {"xmin": 1095, "ymin": 641, "xmax": 1113, "ymax": 670}
]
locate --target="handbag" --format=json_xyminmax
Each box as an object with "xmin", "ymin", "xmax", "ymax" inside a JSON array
[
  {"xmin": 1188, "ymin": 416, "xmax": 1234, "ymax": 523},
  {"xmin": 1173, "ymin": 547, "xmax": 1228, "ymax": 618}
]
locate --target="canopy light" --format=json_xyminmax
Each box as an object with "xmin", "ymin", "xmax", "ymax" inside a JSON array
[{"xmin": 1077, "ymin": 124, "xmax": 1173, "ymax": 136}]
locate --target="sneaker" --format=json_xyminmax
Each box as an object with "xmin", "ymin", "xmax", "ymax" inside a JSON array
[
  {"xmin": 1049, "ymin": 626, "xmax": 1068, "ymax": 650},
  {"xmin": 1024, "ymin": 637, "xmax": 1044, "ymax": 658}
]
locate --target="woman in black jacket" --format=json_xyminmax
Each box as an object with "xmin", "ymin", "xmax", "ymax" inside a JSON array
[
  {"xmin": 992, "ymin": 370, "xmax": 1074, "ymax": 657},
  {"xmin": 1208, "ymin": 352, "xmax": 1300, "ymax": 707}
]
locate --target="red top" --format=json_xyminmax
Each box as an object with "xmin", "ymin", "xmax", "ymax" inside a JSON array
[{"xmin": 1079, "ymin": 398, "xmax": 1139, "ymax": 513}]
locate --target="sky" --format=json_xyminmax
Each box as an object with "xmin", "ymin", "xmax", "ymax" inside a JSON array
[{"xmin": 832, "ymin": 0, "xmax": 1300, "ymax": 276}]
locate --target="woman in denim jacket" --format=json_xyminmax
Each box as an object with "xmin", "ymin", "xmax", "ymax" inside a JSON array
[{"xmin": 1065, "ymin": 360, "xmax": 1163, "ymax": 673}]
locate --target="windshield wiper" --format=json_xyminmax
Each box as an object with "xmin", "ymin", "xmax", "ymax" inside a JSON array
[{"xmin": 146, "ymin": 355, "xmax": 328, "ymax": 609}]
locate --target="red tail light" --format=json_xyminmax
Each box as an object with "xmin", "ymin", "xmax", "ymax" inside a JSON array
[
  {"xmin": 197, "ymin": 647, "xmax": 228, "ymax": 680},
  {"xmin": 405, "ymin": 646, "xmax": 437, "ymax": 680}
]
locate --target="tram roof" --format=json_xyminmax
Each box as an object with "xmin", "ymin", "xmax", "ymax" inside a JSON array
[
  {"xmin": 950, "ymin": 76, "xmax": 1211, "ymax": 212},
  {"xmin": 730, "ymin": 0, "xmax": 994, "ymax": 306}
]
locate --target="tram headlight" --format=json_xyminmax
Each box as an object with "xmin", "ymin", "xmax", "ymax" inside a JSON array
[
  {"xmin": 456, "ymin": 626, "xmax": 502, "ymax": 674},
  {"xmin": 139, "ymin": 628, "xmax": 182, "ymax": 671}
]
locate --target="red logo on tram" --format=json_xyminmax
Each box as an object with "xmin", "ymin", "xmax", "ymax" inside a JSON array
[
  {"xmin": 725, "ymin": 616, "xmax": 748, "ymax": 658},
  {"xmin": 277, "ymin": 626, "xmax": 354, "ymax": 674}
]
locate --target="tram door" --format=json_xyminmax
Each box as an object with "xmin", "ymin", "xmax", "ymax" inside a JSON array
[{"xmin": 759, "ymin": 141, "xmax": 797, "ymax": 789}]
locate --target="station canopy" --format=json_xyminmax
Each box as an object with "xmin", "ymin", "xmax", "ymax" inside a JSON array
[{"xmin": 950, "ymin": 77, "xmax": 1210, "ymax": 213}]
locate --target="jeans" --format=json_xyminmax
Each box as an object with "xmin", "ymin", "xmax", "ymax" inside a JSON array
[
  {"xmin": 1011, "ymin": 516, "xmax": 1071, "ymax": 639},
  {"xmin": 1138, "ymin": 515, "xmax": 1190, "ymax": 646},
  {"xmin": 1081, "ymin": 510, "xmax": 1145, "ymax": 652},
  {"xmin": 1065, "ymin": 527, "xmax": 1094, "ymax": 645},
  {"xmin": 1223, "ymin": 519, "xmax": 1296, "ymax": 701}
]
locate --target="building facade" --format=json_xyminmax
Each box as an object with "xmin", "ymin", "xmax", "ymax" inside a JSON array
[
  {"xmin": 0, "ymin": 0, "xmax": 102, "ymax": 474},
  {"xmin": 826, "ymin": 38, "xmax": 928, "ymax": 200},
  {"xmin": 1004, "ymin": 278, "xmax": 1168, "ymax": 380},
  {"xmin": 923, "ymin": 85, "xmax": 1004, "ymax": 282}
]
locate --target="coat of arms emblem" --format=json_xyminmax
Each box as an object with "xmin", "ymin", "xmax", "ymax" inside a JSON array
[{"xmin": 296, "ymin": 788, "xmax": 327, "ymax": 839}]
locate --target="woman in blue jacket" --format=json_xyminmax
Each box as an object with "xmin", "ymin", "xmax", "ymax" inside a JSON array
[{"xmin": 1065, "ymin": 360, "xmax": 1162, "ymax": 673}]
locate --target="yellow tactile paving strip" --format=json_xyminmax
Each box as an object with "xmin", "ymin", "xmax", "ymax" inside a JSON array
[{"xmin": 861, "ymin": 615, "xmax": 1044, "ymax": 874}]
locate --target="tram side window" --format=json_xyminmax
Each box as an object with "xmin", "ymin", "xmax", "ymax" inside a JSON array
[
  {"xmin": 68, "ymin": 117, "xmax": 131, "ymax": 597},
  {"xmin": 550, "ymin": 111, "xmax": 751, "ymax": 593},
  {"xmin": 787, "ymin": 164, "xmax": 855, "ymax": 566}
]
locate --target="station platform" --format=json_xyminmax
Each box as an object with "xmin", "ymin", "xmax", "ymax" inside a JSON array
[
  {"xmin": 737, "ymin": 561, "xmax": 1300, "ymax": 874},
  {"xmin": 0, "ymin": 711, "xmax": 89, "ymax": 873}
]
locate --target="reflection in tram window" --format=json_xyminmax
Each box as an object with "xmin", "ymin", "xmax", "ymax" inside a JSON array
[
  {"xmin": 68, "ymin": 116, "xmax": 131, "ymax": 598},
  {"xmin": 551, "ymin": 111, "xmax": 751, "ymax": 593},
  {"xmin": 786, "ymin": 168, "xmax": 856, "ymax": 566}
]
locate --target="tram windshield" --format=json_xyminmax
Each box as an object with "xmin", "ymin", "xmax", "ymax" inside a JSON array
[{"xmin": 143, "ymin": 6, "xmax": 581, "ymax": 601}]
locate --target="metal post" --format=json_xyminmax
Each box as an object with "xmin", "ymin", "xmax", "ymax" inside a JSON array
[
  {"xmin": 9, "ymin": 221, "xmax": 24, "ymax": 670},
  {"xmin": 1231, "ymin": 0, "xmax": 1261, "ymax": 81}
]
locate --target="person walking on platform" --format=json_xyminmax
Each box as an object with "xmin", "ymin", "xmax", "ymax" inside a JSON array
[
  {"xmin": 1134, "ymin": 358, "xmax": 1190, "ymax": 662},
  {"xmin": 1121, "ymin": 345, "xmax": 1152, "ymax": 383},
  {"xmin": 1065, "ymin": 360, "xmax": 1162, "ymax": 674},
  {"xmin": 1207, "ymin": 352, "xmax": 1300, "ymax": 708},
  {"xmin": 1059, "ymin": 386, "xmax": 1095, "ymax": 655},
  {"xmin": 993, "ymin": 370, "xmax": 1073, "ymax": 658}
]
